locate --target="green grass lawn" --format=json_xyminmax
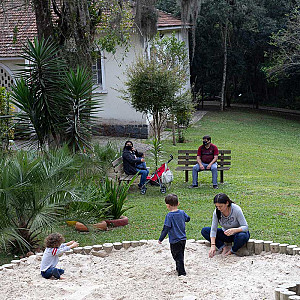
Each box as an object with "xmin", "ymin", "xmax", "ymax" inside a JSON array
[{"xmin": 1, "ymin": 108, "xmax": 300, "ymax": 265}]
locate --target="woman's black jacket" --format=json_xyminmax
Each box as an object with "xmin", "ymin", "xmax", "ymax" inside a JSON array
[{"xmin": 122, "ymin": 149, "xmax": 143, "ymax": 175}]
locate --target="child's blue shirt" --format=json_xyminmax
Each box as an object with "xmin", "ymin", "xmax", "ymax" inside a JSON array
[{"xmin": 159, "ymin": 209, "xmax": 190, "ymax": 244}]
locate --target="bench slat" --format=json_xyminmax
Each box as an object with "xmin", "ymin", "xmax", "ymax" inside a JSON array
[
  {"xmin": 113, "ymin": 163, "xmax": 124, "ymax": 173},
  {"xmin": 112, "ymin": 156, "xmax": 136, "ymax": 184},
  {"xmin": 175, "ymin": 166, "xmax": 231, "ymax": 171},
  {"xmin": 177, "ymin": 161, "xmax": 231, "ymax": 166},
  {"xmin": 119, "ymin": 174, "xmax": 135, "ymax": 181},
  {"xmin": 178, "ymin": 155, "xmax": 231, "ymax": 160},
  {"xmin": 112, "ymin": 157, "xmax": 123, "ymax": 167},
  {"xmin": 178, "ymin": 149, "xmax": 231, "ymax": 154}
]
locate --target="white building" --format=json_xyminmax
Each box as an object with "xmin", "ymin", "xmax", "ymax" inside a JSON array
[{"xmin": 0, "ymin": 2, "xmax": 189, "ymax": 138}]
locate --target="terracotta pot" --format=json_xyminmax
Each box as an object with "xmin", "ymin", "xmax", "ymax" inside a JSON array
[
  {"xmin": 75, "ymin": 222, "xmax": 89, "ymax": 232},
  {"xmin": 105, "ymin": 216, "xmax": 129, "ymax": 227},
  {"xmin": 93, "ymin": 221, "xmax": 108, "ymax": 231}
]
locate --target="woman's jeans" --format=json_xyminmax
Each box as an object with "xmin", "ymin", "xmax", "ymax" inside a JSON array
[
  {"xmin": 136, "ymin": 162, "xmax": 149, "ymax": 186},
  {"xmin": 41, "ymin": 267, "xmax": 64, "ymax": 279},
  {"xmin": 201, "ymin": 227, "xmax": 250, "ymax": 253},
  {"xmin": 192, "ymin": 162, "xmax": 218, "ymax": 186}
]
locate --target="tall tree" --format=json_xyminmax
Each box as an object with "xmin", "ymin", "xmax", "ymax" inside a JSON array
[{"xmin": 264, "ymin": 7, "xmax": 300, "ymax": 79}]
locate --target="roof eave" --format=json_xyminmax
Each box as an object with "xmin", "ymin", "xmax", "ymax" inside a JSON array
[
  {"xmin": 157, "ymin": 25, "xmax": 191, "ymax": 31},
  {"xmin": 0, "ymin": 56, "xmax": 24, "ymax": 60}
]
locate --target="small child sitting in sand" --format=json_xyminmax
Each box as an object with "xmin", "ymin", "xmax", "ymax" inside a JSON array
[
  {"xmin": 40, "ymin": 233, "xmax": 79, "ymax": 279},
  {"xmin": 158, "ymin": 194, "xmax": 190, "ymax": 276}
]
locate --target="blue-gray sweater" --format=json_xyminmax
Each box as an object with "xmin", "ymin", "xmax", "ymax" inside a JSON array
[{"xmin": 210, "ymin": 203, "xmax": 248, "ymax": 238}]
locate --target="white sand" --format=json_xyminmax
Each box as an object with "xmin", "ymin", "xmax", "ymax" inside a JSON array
[{"xmin": 0, "ymin": 240, "xmax": 299, "ymax": 300}]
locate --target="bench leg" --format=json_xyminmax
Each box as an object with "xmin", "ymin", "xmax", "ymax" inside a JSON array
[
  {"xmin": 185, "ymin": 170, "xmax": 189, "ymax": 182},
  {"xmin": 220, "ymin": 170, "xmax": 224, "ymax": 183}
]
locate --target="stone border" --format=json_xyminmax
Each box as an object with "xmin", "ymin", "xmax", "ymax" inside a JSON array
[{"xmin": 0, "ymin": 238, "xmax": 299, "ymax": 299}]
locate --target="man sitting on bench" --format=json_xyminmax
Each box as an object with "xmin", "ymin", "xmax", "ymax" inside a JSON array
[{"xmin": 189, "ymin": 135, "xmax": 219, "ymax": 189}]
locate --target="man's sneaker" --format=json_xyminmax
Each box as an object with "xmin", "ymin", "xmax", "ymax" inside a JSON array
[
  {"xmin": 213, "ymin": 185, "xmax": 219, "ymax": 189},
  {"xmin": 189, "ymin": 185, "xmax": 198, "ymax": 189}
]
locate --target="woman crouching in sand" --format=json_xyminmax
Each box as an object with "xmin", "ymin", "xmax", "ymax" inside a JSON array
[{"xmin": 201, "ymin": 193, "xmax": 250, "ymax": 257}]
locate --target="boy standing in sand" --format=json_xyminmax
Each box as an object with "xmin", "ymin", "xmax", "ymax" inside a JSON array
[
  {"xmin": 158, "ymin": 194, "xmax": 190, "ymax": 276},
  {"xmin": 40, "ymin": 233, "xmax": 79, "ymax": 279}
]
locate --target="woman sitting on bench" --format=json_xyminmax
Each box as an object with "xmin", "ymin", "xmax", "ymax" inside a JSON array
[{"xmin": 122, "ymin": 141, "xmax": 149, "ymax": 189}]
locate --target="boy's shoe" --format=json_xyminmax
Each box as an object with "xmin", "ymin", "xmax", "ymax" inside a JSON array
[
  {"xmin": 213, "ymin": 185, "xmax": 218, "ymax": 189},
  {"xmin": 189, "ymin": 185, "xmax": 198, "ymax": 189}
]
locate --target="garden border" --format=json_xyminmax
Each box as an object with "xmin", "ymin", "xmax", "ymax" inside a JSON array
[{"xmin": 1, "ymin": 238, "xmax": 300, "ymax": 299}]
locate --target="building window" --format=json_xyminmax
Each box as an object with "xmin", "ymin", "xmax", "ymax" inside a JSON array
[
  {"xmin": 0, "ymin": 65, "xmax": 15, "ymax": 90},
  {"xmin": 92, "ymin": 54, "xmax": 104, "ymax": 89}
]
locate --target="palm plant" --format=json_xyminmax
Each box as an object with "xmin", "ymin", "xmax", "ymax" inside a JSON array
[
  {"xmin": 11, "ymin": 38, "xmax": 66, "ymax": 148},
  {"xmin": 149, "ymin": 137, "xmax": 163, "ymax": 170},
  {"xmin": 63, "ymin": 67, "xmax": 100, "ymax": 152},
  {"xmin": 0, "ymin": 149, "xmax": 81, "ymax": 253},
  {"xmin": 99, "ymin": 176, "xmax": 135, "ymax": 220},
  {"xmin": 11, "ymin": 37, "xmax": 100, "ymax": 152},
  {"xmin": 66, "ymin": 181, "xmax": 109, "ymax": 225}
]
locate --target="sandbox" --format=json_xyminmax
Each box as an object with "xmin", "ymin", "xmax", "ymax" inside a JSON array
[{"xmin": 0, "ymin": 239, "xmax": 300, "ymax": 300}]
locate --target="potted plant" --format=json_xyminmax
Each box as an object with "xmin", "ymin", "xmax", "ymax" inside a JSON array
[
  {"xmin": 66, "ymin": 182, "xmax": 109, "ymax": 231},
  {"xmin": 100, "ymin": 176, "xmax": 134, "ymax": 227}
]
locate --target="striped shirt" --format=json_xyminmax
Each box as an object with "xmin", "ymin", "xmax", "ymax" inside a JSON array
[{"xmin": 40, "ymin": 244, "xmax": 70, "ymax": 271}]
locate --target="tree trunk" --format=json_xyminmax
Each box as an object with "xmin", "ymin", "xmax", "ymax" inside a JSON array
[
  {"xmin": 220, "ymin": 20, "xmax": 228, "ymax": 112},
  {"xmin": 172, "ymin": 114, "xmax": 176, "ymax": 146},
  {"xmin": 59, "ymin": 0, "xmax": 93, "ymax": 70},
  {"xmin": 32, "ymin": 0, "xmax": 54, "ymax": 40}
]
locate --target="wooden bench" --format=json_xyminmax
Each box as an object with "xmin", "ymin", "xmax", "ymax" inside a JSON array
[
  {"xmin": 175, "ymin": 149, "xmax": 231, "ymax": 183},
  {"xmin": 112, "ymin": 156, "xmax": 135, "ymax": 184}
]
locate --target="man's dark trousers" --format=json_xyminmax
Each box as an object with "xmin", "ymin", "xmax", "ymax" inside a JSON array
[{"xmin": 170, "ymin": 240, "xmax": 186, "ymax": 276}]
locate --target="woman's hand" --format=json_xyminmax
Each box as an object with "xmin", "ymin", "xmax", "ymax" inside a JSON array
[
  {"xmin": 209, "ymin": 245, "xmax": 216, "ymax": 258},
  {"xmin": 224, "ymin": 228, "xmax": 238, "ymax": 236}
]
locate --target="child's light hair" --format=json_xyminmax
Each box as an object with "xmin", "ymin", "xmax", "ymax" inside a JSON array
[
  {"xmin": 165, "ymin": 194, "xmax": 179, "ymax": 206},
  {"xmin": 44, "ymin": 233, "xmax": 65, "ymax": 248}
]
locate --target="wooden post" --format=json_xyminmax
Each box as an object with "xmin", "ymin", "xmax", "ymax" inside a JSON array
[
  {"xmin": 263, "ymin": 241, "xmax": 273, "ymax": 252},
  {"xmin": 293, "ymin": 248, "xmax": 300, "ymax": 255},
  {"xmin": 270, "ymin": 243, "xmax": 280, "ymax": 253},
  {"xmin": 131, "ymin": 241, "xmax": 140, "ymax": 247},
  {"xmin": 296, "ymin": 282, "xmax": 300, "ymax": 295},
  {"xmin": 122, "ymin": 241, "xmax": 131, "ymax": 249},
  {"xmin": 281, "ymin": 290, "xmax": 296, "ymax": 300},
  {"xmin": 219, "ymin": 151, "xmax": 224, "ymax": 183},
  {"xmin": 275, "ymin": 288, "xmax": 285, "ymax": 300},
  {"xmin": 113, "ymin": 242, "xmax": 123, "ymax": 250},
  {"xmin": 92, "ymin": 245, "xmax": 103, "ymax": 251},
  {"xmin": 220, "ymin": 170, "xmax": 224, "ymax": 183},
  {"xmin": 279, "ymin": 244, "xmax": 289, "ymax": 254},
  {"xmin": 185, "ymin": 152, "xmax": 189, "ymax": 182},
  {"xmin": 254, "ymin": 240, "xmax": 264, "ymax": 255},
  {"xmin": 103, "ymin": 243, "xmax": 113, "ymax": 253},
  {"xmin": 246, "ymin": 239, "xmax": 255, "ymax": 255},
  {"xmin": 287, "ymin": 245, "xmax": 297, "ymax": 255}
]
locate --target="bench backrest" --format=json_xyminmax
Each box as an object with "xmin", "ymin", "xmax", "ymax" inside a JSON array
[
  {"xmin": 177, "ymin": 149, "xmax": 231, "ymax": 168},
  {"xmin": 112, "ymin": 156, "xmax": 124, "ymax": 174}
]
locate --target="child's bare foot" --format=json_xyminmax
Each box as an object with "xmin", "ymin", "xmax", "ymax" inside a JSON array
[
  {"xmin": 59, "ymin": 276, "xmax": 65, "ymax": 280},
  {"xmin": 221, "ymin": 246, "xmax": 231, "ymax": 256}
]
